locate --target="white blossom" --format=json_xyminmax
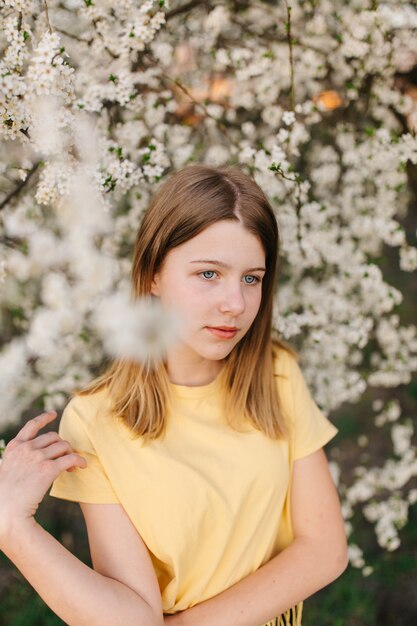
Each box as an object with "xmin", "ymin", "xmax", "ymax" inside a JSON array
[
  {"xmin": 282, "ymin": 111, "xmax": 296, "ymax": 126},
  {"xmin": 399, "ymin": 245, "xmax": 417, "ymax": 272},
  {"xmin": 0, "ymin": 0, "xmax": 416, "ymax": 571},
  {"xmin": 92, "ymin": 290, "xmax": 181, "ymax": 364}
]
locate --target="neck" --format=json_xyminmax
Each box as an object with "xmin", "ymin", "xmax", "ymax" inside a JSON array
[{"xmin": 164, "ymin": 352, "xmax": 225, "ymax": 387}]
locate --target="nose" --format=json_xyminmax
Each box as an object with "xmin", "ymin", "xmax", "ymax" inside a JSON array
[{"xmin": 218, "ymin": 281, "xmax": 246, "ymax": 316}]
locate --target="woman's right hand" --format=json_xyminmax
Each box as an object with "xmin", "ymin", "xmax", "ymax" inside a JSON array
[{"xmin": 0, "ymin": 410, "xmax": 87, "ymax": 539}]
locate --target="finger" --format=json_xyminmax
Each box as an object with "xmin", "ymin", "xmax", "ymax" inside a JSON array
[
  {"xmin": 54, "ymin": 453, "xmax": 87, "ymax": 473},
  {"xmin": 32, "ymin": 431, "xmax": 61, "ymax": 449},
  {"xmin": 15, "ymin": 411, "xmax": 57, "ymax": 443},
  {"xmin": 41, "ymin": 440, "xmax": 72, "ymax": 460}
]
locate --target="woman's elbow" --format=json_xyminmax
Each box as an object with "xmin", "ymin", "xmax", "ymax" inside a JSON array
[
  {"xmin": 328, "ymin": 541, "xmax": 350, "ymax": 582},
  {"xmin": 299, "ymin": 534, "xmax": 349, "ymax": 586},
  {"xmin": 310, "ymin": 534, "xmax": 349, "ymax": 585}
]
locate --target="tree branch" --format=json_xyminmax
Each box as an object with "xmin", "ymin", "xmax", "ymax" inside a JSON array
[
  {"xmin": 165, "ymin": 0, "xmax": 210, "ymax": 20},
  {"xmin": 0, "ymin": 235, "xmax": 24, "ymax": 251},
  {"xmin": 158, "ymin": 70, "xmax": 240, "ymax": 151},
  {"xmin": 0, "ymin": 162, "xmax": 41, "ymax": 212},
  {"xmin": 44, "ymin": 0, "xmax": 53, "ymax": 34},
  {"xmin": 284, "ymin": 0, "xmax": 295, "ymax": 111}
]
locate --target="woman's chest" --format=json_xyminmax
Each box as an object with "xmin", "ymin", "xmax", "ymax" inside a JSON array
[{"xmin": 98, "ymin": 405, "xmax": 291, "ymax": 558}]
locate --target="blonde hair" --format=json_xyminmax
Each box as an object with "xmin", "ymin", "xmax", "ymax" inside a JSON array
[{"xmin": 75, "ymin": 164, "xmax": 298, "ymax": 442}]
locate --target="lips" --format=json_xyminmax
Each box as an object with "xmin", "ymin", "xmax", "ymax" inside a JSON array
[
  {"xmin": 210, "ymin": 326, "xmax": 239, "ymax": 331},
  {"xmin": 206, "ymin": 326, "xmax": 239, "ymax": 339}
]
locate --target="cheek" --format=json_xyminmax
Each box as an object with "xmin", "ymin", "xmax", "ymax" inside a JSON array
[
  {"xmin": 163, "ymin": 282, "xmax": 207, "ymax": 320},
  {"xmin": 248, "ymin": 286, "xmax": 263, "ymax": 308},
  {"xmin": 246, "ymin": 291, "xmax": 263, "ymax": 322}
]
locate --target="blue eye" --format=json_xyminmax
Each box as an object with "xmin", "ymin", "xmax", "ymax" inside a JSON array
[
  {"xmin": 198, "ymin": 271, "xmax": 261, "ymax": 284},
  {"xmin": 243, "ymin": 275, "xmax": 260, "ymax": 285},
  {"xmin": 200, "ymin": 270, "xmax": 216, "ymax": 280}
]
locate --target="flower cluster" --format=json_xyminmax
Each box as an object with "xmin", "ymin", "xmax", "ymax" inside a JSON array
[{"xmin": 0, "ymin": 0, "xmax": 416, "ymax": 573}]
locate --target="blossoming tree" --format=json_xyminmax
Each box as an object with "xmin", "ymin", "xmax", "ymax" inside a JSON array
[{"xmin": 1, "ymin": 0, "xmax": 417, "ymax": 575}]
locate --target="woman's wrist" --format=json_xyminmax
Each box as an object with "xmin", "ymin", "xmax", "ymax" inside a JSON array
[{"xmin": 0, "ymin": 514, "xmax": 38, "ymax": 552}]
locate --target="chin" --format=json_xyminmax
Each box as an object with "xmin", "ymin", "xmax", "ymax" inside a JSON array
[{"xmin": 207, "ymin": 344, "xmax": 238, "ymax": 359}]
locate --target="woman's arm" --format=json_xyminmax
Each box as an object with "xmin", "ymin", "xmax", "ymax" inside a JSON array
[
  {"xmin": 168, "ymin": 448, "xmax": 348, "ymax": 626},
  {"xmin": 1, "ymin": 518, "xmax": 164, "ymax": 626},
  {"xmin": 0, "ymin": 411, "xmax": 164, "ymax": 626}
]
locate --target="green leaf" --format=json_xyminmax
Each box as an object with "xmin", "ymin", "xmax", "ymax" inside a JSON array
[
  {"xmin": 79, "ymin": 329, "xmax": 90, "ymax": 343},
  {"xmin": 268, "ymin": 162, "xmax": 282, "ymax": 173},
  {"xmin": 103, "ymin": 174, "xmax": 116, "ymax": 191},
  {"xmin": 10, "ymin": 306, "xmax": 25, "ymax": 320}
]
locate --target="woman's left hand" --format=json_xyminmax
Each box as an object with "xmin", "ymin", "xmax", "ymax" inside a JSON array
[{"xmin": 0, "ymin": 410, "xmax": 86, "ymax": 541}]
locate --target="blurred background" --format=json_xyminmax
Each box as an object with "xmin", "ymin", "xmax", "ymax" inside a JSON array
[{"xmin": 1, "ymin": 1, "xmax": 416, "ymax": 624}]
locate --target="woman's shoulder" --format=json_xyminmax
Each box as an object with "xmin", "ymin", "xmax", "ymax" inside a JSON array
[
  {"xmin": 62, "ymin": 386, "xmax": 114, "ymax": 428},
  {"xmin": 271, "ymin": 339, "xmax": 300, "ymax": 378}
]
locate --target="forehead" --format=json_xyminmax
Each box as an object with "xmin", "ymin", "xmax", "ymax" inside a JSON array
[{"xmin": 173, "ymin": 220, "xmax": 265, "ymax": 258}]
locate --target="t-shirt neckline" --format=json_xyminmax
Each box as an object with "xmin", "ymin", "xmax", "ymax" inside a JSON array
[{"xmin": 169, "ymin": 366, "xmax": 225, "ymax": 398}]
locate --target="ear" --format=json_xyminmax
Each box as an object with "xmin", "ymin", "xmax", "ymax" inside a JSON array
[{"xmin": 151, "ymin": 273, "xmax": 160, "ymax": 297}]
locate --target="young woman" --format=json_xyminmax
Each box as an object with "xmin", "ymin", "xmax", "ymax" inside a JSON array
[{"xmin": 0, "ymin": 164, "xmax": 348, "ymax": 626}]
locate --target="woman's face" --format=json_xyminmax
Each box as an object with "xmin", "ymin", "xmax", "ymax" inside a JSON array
[{"xmin": 151, "ymin": 219, "xmax": 266, "ymax": 368}]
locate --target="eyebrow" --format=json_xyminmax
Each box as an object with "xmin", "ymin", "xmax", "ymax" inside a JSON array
[{"xmin": 189, "ymin": 259, "xmax": 266, "ymax": 272}]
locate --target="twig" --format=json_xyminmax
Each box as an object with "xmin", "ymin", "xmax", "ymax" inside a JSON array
[
  {"xmin": 165, "ymin": 0, "xmax": 209, "ymax": 20},
  {"xmin": 44, "ymin": 0, "xmax": 52, "ymax": 34},
  {"xmin": 92, "ymin": 18, "xmax": 119, "ymax": 59},
  {"xmin": 269, "ymin": 162, "xmax": 305, "ymax": 257},
  {"xmin": 55, "ymin": 28, "xmax": 91, "ymax": 44},
  {"xmin": 284, "ymin": 0, "xmax": 295, "ymax": 111},
  {"xmin": 0, "ymin": 162, "xmax": 41, "ymax": 212},
  {"xmin": 269, "ymin": 163, "xmax": 299, "ymax": 184},
  {"xmin": 0, "ymin": 235, "xmax": 24, "ymax": 250},
  {"xmin": 157, "ymin": 68, "xmax": 240, "ymax": 151}
]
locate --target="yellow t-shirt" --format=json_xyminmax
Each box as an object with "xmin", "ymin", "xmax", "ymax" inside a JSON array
[{"xmin": 49, "ymin": 347, "xmax": 338, "ymax": 622}]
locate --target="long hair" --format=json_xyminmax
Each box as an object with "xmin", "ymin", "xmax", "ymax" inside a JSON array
[{"xmin": 75, "ymin": 164, "xmax": 298, "ymax": 442}]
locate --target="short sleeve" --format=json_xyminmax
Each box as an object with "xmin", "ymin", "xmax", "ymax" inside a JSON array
[
  {"xmin": 49, "ymin": 396, "xmax": 119, "ymax": 504},
  {"xmin": 286, "ymin": 353, "xmax": 338, "ymax": 460}
]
